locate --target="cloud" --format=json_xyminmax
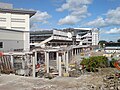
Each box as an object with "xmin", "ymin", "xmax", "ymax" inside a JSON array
[
  {"xmin": 105, "ymin": 7, "xmax": 120, "ymax": 25},
  {"xmin": 84, "ymin": 7, "xmax": 120, "ymax": 27},
  {"xmin": 85, "ymin": 17, "xmax": 106, "ymax": 27},
  {"xmin": 106, "ymin": 28, "xmax": 120, "ymax": 34},
  {"xmin": 58, "ymin": 15, "xmax": 79, "ymax": 25},
  {"xmin": 57, "ymin": 0, "xmax": 92, "ymax": 25},
  {"xmin": 30, "ymin": 10, "xmax": 51, "ymax": 30},
  {"xmin": 56, "ymin": 0, "xmax": 92, "ymax": 12},
  {"xmin": 31, "ymin": 10, "xmax": 51, "ymax": 23}
]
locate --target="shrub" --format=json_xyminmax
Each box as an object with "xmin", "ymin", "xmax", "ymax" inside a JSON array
[{"xmin": 80, "ymin": 56, "xmax": 108, "ymax": 72}]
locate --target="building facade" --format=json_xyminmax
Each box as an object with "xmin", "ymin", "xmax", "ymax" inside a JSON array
[
  {"xmin": 63, "ymin": 28, "xmax": 99, "ymax": 46},
  {"xmin": 0, "ymin": 2, "xmax": 36, "ymax": 52},
  {"xmin": 30, "ymin": 28, "xmax": 99, "ymax": 48},
  {"xmin": 105, "ymin": 43, "xmax": 120, "ymax": 53}
]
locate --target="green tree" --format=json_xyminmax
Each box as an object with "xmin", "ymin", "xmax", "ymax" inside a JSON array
[
  {"xmin": 99, "ymin": 40, "xmax": 107, "ymax": 48},
  {"xmin": 117, "ymin": 39, "xmax": 120, "ymax": 42},
  {"xmin": 80, "ymin": 56, "xmax": 108, "ymax": 72},
  {"xmin": 109, "ymin": 58, "xmax": 117, "ymax": 67}
]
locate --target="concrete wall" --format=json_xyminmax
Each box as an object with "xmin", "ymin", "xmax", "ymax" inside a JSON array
[
  {"xmin": 92, "ymin": 28, "xmax": 99, "ymax": 45},
  {"xmin": 0, "ymin": 29, "xmax": 23, "ymax": 40},
  {"xmin": 0, "ymin": 13, "xmax": 29, "ymax": 31},
  {"xmin": 0, "ymin": 29, "xmax": 25, "ymax": 52},
  {"xmin": 0, "ymin": 12, "xmax": 30, "ymax": 51},
  {"xmin": 0, "ymin": 40, "xmax": 24, "ymax": 52}
]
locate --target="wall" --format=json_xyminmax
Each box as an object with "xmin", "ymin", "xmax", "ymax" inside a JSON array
[
  {"xmin": 0, "ymin": 29, "xmax": 24, "ymax": 52},
  {"xmin": 0, "ymin": 12, "xmax": 30, "ymax": 51},
  {"xmin": 92, "ymin": 28, "xmax": 99, "ymax": 45},
  {"xmin": 0, "ymin": 40, "xmax": 24, "ymax": 52}
]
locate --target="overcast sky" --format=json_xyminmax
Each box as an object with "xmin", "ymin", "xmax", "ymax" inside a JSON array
[{"xmin": 0, "ymin": 0, "xmax": 120, "ymax": 41}]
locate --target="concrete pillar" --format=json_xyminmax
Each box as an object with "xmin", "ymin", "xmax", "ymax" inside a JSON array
[
  {"xmin": 32, "ymin": 56, "xmax": 35, "ymax": 77},
  {"xmin": 32, "ymin": 51, "xmax": 37, "ymax": 77},
  {"xmin": 63, "ymin": 52, "xmax": 66, "ymax": 65},
  {"xmin": 56, "ymin": 52, "xmax": 59, "ymax": 70},
  {"xmin": 10, "ymin": 55, "xmax": 14, "ymax": 68},
  {"xmin": 44, "ymin": 52, "xmax": 47, "ymax": 66},
  {"xmin": 74, "ymin": 49, "xmax": 76, "ymax": 56},
  {"xmin": 66, "ymin": 51, "xmax": 69, "ymax": 73},
  {"xmin": 46, "ymin": 52, "xmax": 49, "ymax": 73},
  {"xmin": 35, "ymin": 51, "xmax": 37, "ymax": 65},
  {"xmin": 72, "ymin": 50, "xmax": 74, "ymax": 56},
  {"xmin": 78, "ymin": 49, "xmax": 80, "ymax": 53},
  {"xmin": 77, "ymin": 49, "xmax": 79, "ymax": 54},
  {"xmin": 58, "ymin": 56, "xmax": 62, "ymax": 76}
]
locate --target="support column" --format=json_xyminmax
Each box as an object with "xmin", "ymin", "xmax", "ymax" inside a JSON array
[
  {"xmin": 33, "ymin": 51, "xmax": 37, "ymax": 77},
  {"xmin": 44, "ymin": 52, "xmax": 47, "ymax": 66},
  {"xmin": 56, "ymin": 52, "xmax": 59, "ymax": 70},
  {"xmin": 32, "ymin": 56, "xmax": 35, "ymax": 77},
  {"xmin": 72, "ymin": 50, "xmax": 74, "ymax": 56},
  {"xmin": 66, "ymin": 51, "xmax": 69, "ymax": 73},
  {"xmin": 75, "ymin": 49, "xmax": 76, "ymax": 55},
  {"xmin": 10, "ymin": 55, "xmax": 14, "ymax": 68},
  {"xmin": 46, "ymin": 52, "xmax": 49, "ymax": 73},
  {"xmin": 77, "ymin": 49, "xmax": 79, "ymax": 54},
  {"xmin": 58, "ymin": 55, "xmax": 62, "ymax": 76},
  {"xmin": 63, "ymin": 52, "xmax": 66, "ymax": 66}
]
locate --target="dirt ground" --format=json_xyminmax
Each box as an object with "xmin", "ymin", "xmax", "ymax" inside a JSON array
[{"xmin": 0, "ymin": 68, "xmax": 119, "ymax": 90}]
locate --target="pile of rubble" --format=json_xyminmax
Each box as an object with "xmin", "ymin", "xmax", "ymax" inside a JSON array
[
  {"xmin": 0, "ymin": 68, "xmax": 120, "ymax": 90},
  {"xmin": 102, "ymin": 74, "xmax": 120, "ymax": 90}
]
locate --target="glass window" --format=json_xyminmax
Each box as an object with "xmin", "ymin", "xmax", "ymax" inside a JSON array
[{"xmin": 0, "ymin": 42, "xmax": 3, "ymax": 48}]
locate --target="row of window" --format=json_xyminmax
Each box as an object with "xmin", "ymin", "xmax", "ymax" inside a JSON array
[
  {"xmin": 0, "ymin": 17, "xmax": 6, "ymax": 22},
  {"xmin": 0, "ymin": 17, "xmax": 25, "ymax": 23},
  {"xmin": 11, "ymin": 18, "xmax": 25, "ymax": 23}
]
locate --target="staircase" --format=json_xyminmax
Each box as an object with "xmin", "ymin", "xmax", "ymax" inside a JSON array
[{"xmin": 36, "ymin": 36, "xmax": 53, "ymax": 46}]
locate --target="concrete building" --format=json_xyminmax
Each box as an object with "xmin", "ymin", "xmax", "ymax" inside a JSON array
[
  {"xmin": 0, "ymin": 2, "xmax": 36, "ymax": 52},
  {"xmin": 63, "ymin": 28, "xmax": 99, "ymax": 46},
  {"xmin": 30, "ymin": 29, "xmax": 73, "ymax": 48},
  {"xmin": 30, "ymin": 28, "xmax": 99, "ymax": 48},
  {"xmin": 105, "ymin": 43, "xmax": 120, "ymax": 53}
]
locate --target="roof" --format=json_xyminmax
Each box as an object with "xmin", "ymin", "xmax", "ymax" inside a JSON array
[
  {"xmin": 30, "ymin": 30, "xmax": 53, "ymax": 35},
  {"xmin": 0, "ymin": 8, "xmax": 36, "ymax": 17},
  {"xmin": 0, "ymin": 28, "xmax": 28, "ymax": 32}
]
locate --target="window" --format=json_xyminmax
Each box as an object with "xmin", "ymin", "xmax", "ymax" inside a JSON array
[
  {"xmin": 0, "ymin": 17, "xmax": 6, "ymax": 22},
  {"xmin": 88, "ymin": 39, "xmax": 92, "ymax": 41},
  {"xmin": 11, "ymin": 18, "xmax": 25, "ymax": 23},
  {"xmin": 0, "ymin": 42, "xmax": 3, "ymax": 48},
  {"xmin": 11, "ymin": 27, "xmax": 25, "ymax": 30}
]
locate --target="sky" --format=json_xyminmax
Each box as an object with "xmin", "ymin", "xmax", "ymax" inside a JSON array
[{"xmin": 0, "ymin": 0, "xmax": 120, "ymax": 42}]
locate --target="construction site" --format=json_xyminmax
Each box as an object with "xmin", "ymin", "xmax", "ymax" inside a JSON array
[
  {"xmin": 0, "ymin": 2, "xmax": 120, "ymax": 90},
  {"xmin": 0, "ymin": 49, "xmax": 120, "ymax": 90}
]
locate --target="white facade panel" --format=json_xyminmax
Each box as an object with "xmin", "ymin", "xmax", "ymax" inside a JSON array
[
  {"xmin": 0, "ymin": 9, "xmax": 34, "ymax": 52},
  {"xmin": 0, "ymin": 30, "xmax": 23, "ymax": 40},
  {"xmin": 53, "ymin": 30, "xmax": 68, "ymax": 37}
]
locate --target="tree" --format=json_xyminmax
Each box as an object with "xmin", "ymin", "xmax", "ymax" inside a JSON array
[
  {"xmin": 99, "ymin": 40, "xmax": 107, "ymax": 48},
  {"xmin": 80, "ymin": 56, "xmax": 108, "ymax": 72},
  {"xmin": 117, "ymin": 39, "xmax": 120, "ymax": 42}
]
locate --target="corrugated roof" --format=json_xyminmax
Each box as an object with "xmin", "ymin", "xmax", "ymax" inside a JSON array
[{"xmin": 0, "ymin": 8, "xmax": 36, "ymax": 17}]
